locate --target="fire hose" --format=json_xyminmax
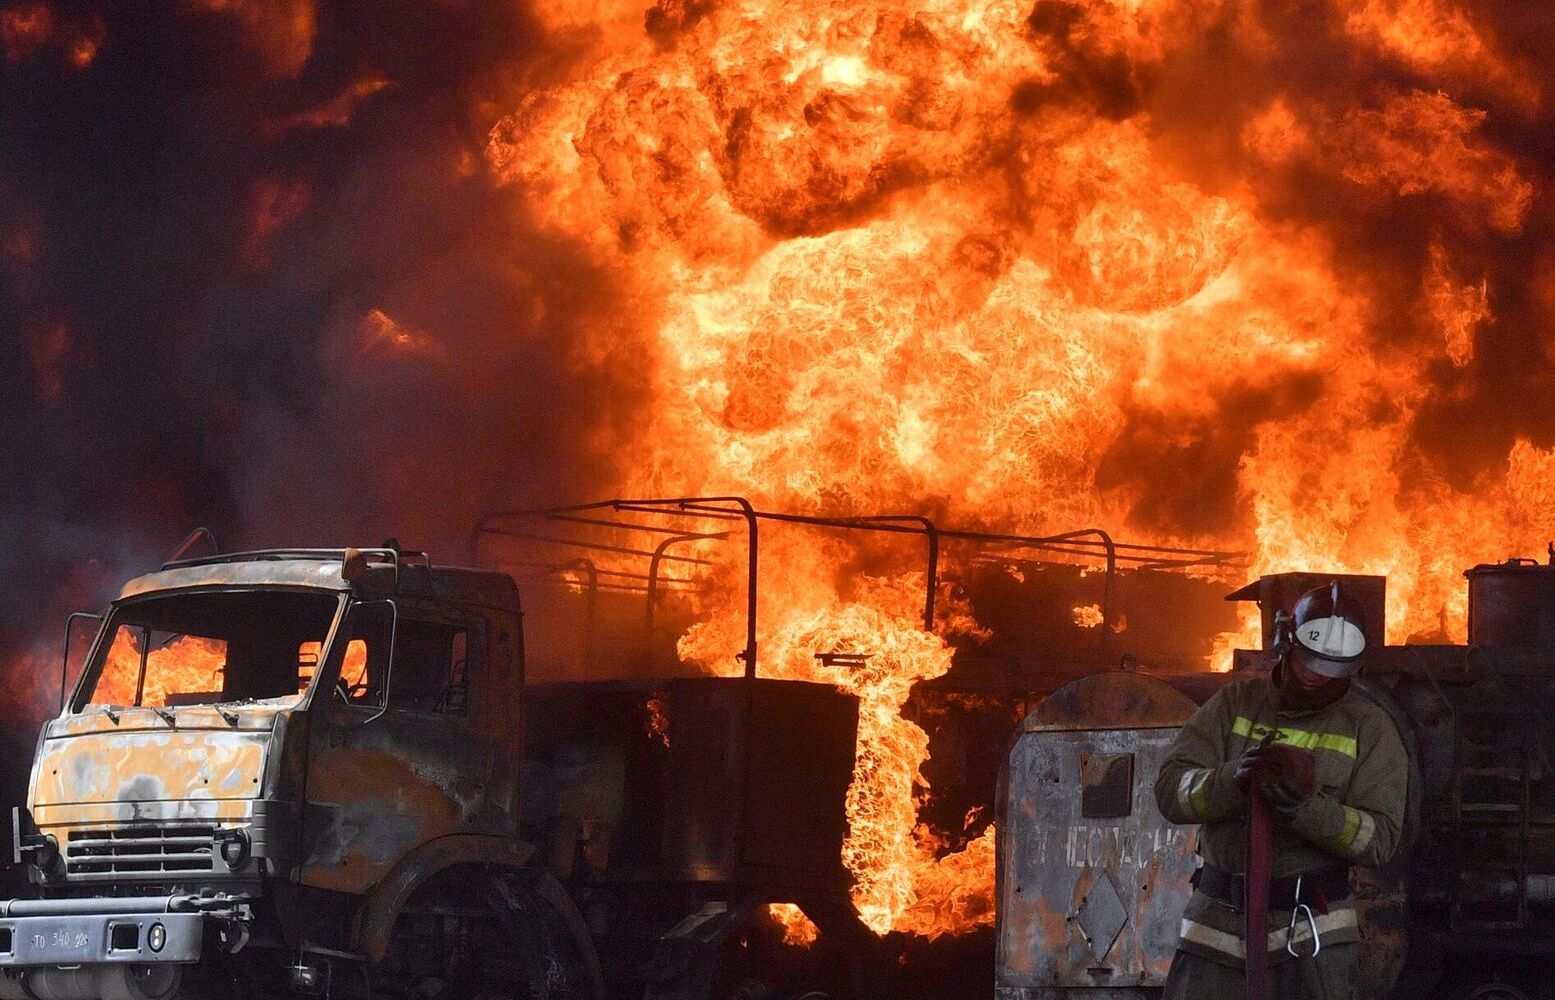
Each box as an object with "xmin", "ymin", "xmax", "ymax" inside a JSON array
[
  {"xmin": 1245, "ymin": 777, "xmax": 1273, "ymax": 1000},
  {"xmin": 1244, "ymin": 737, "xmax": 1318, "ymax": 1000}
]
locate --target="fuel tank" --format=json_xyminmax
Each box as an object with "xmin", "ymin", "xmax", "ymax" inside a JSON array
[
  {"xmin": 995, "ymin": 670, "xmax": 1205, "ymax": 999},
  {"xmin": 523, "ymin": 677, "xmax": 859, "ymax": 889},
  {"xmin": 1465, "ymin": 559, "xmax": 1555, "ymax": 650}
]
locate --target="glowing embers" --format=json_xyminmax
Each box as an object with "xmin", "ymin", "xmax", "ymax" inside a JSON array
[
  {"xmin": 643, "ymin": 691, "xmax": 671, "ymax": 747},
  {"xmin": 0, "ymin": 4, "xmax": 103, "ymax": 67},
  {"xmin": 768, "ymin": 902, "xmax": 820, "ymax": 947},
  {"xmin": 1072, "ymin": 604, "xmax": 1104, "ymax": 628}
]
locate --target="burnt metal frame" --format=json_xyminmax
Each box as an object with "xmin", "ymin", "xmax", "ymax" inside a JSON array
[
  {"xmin": 349, "ymin": 598, "xmax": 399, "ymax": 725},
  {"xmin": 162, "ymin": 547, "xmax": 416, "ymax": 588},
  {"xmin": 60, "ymin": 612, "xmax": 103, "ymax": 713},
  {"xmin": 1428, "ymin": 667, "xmax": 1541, "ymax": 932},
  {"xmin": 470, "ymin": 496, "xmax": 1249, "ymax": 675},
  {"xmin": 470, "ymin": 497, "xmax": 1244, "ymax": 937}
]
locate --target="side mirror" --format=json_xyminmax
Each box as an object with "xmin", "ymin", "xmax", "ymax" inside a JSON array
[
  {"xmin": 342, "ymin": 547, "xmax": 369, "ymax": 585},
  {"xmin": 61, "ymin": 612, "xmax": 103, "ymax": 713},
  {"xmin": 352, "ymin": 598, "xmax": 397, "ymax": 725}
]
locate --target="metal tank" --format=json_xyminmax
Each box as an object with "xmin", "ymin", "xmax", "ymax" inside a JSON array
[
  {"xmin": 1466, "ymin": 558, "xmax": 1555, "ymax": 650},
  {"xmin": 522, "ymin": 676, "xmax": 858, "ymax": 889},
  {"xmin": 994, "ymin": 670, "xmax": 1210, "ymax": 998}
]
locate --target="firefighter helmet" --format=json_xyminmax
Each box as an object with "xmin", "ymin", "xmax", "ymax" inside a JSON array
[{"xmin": 1288, "ymin": 581, "xmax": 1368, "ymax": 678}]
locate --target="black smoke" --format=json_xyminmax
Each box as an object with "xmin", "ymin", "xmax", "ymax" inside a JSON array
[{"xmin": 0, "ymin": 0, "xmax": 649, "ymax": 788}]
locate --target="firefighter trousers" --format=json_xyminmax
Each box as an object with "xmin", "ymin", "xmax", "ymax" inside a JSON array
[{"xmin": 1162, "ymin": 942, "xmax": 1358, "ymax": 1000}]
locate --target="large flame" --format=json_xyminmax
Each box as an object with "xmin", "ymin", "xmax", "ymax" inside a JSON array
[
  {"xmin": 92, "ymin": 631, "xmax": 227, "ymax": 708},
  {"xmin": 489, "ymin": 0, "xmax": 1555, "ymax": 938}
]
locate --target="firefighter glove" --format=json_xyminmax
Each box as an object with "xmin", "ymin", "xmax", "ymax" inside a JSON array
[
  {"xmin": 1255, "ymin": 744, "xmax": 1317, "ymax": 816},
  {"xmin": 1259, "ymin": 777, "xmax": 1313, "ymax": 816},
  {"xmin": 1235, "ymin": 737, "xmax": 1316, "ymax": 792},
  {"xmin": 1233, "ymin": 736, "xmax": 1278, "ymax": 791}
]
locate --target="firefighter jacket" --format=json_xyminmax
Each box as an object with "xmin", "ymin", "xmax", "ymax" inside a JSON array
[{"xmin": 1152, "ymin": 671, "xmax": 1407, "ymax": 967}]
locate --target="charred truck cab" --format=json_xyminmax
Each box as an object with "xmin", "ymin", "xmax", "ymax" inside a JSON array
[{"xmin": 4, "ymin": 547, "xmax": 602, "ymax": 1000}]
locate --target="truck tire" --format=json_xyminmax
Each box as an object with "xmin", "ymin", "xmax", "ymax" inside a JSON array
[
  {"xmin": 383, "ymin": 866, "xmax": 603, "ymax": 1000},
  {"xmin": 96, "ymin": 965, "xmax": 183, "ymax": 1000},
  {"xmin": 22, "ymin": 965, "xmax": 182, "ymax": 1000},
  {"xmin": 480, "ymin": 869, "xmax": 605, "ymax": 1000}
]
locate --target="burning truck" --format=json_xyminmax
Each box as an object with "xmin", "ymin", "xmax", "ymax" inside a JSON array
[
  {"xmin": 15, "ymin": 494, "xmax": 1555, "ymax": 1000},
  {"xmin": 3, "ymin": 538, "xmax": 609, "ymax": 1000},
  {"xmin": 0, "ymin": 499, "xmax": 1241, "ymax": 1000}
]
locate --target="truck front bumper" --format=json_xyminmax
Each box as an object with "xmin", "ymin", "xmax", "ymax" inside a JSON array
[{"xmin": 0, "ymin": 894, "xmax": 248, "ymax": 967}]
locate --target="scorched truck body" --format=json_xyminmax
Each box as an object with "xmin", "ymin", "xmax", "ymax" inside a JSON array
[
  {"xmin": 0, "ymin": 499, "xmax": 1250, "ymax": 1000},
  {"xmin": 0, "ymin": 530, "xmax": 869, "ymax": 1000},
  {"xmin": 3, "ymin": 545, "xmax": 607, "ymax": 1000}
]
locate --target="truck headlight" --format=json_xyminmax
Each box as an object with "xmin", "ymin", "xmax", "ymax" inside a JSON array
[
  {"xmin": 147, "ymin": 923, "xmax": 166, "ymax": 953},
  {"xmin": 17, "ymin": 833, "xmax": 61, "ymax": 875},
  {"xmin": 216, "ymin": 829, "xmax": 251, "ymax": 870}
]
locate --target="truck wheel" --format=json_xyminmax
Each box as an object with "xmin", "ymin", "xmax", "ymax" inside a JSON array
[
  {"xmin": 96, "ymin": 965, "xmax": 182, "ymax": 1000},
  {"xmin": 19, "ymin": 966, "xmax": 182, "ymax": 1000},
  {"xmin": 479, "ymin": 871, "xmax": 605, "ymax": 1000},
  {"xmin": 1451, "ymin": 985, "xmax": 1532, "ymax": 1000}
]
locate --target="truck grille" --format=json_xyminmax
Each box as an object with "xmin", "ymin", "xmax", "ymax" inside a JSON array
[{"xmin": 65, "ymin": 825, "xmax": 216, "ymax": 875}]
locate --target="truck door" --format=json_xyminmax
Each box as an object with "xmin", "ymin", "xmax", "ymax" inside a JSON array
[{"xmin": 300, "ymin": 598, "xmax": 498, "ymax": 896}]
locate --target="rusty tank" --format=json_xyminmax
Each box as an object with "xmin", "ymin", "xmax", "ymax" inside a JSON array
[{"xmin": 994, "ymin": 670, "xmax": 1204, "ymax": 996}]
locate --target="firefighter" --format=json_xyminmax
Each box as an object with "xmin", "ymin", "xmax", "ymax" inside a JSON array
[{"xmin": 1154, "ymin": 582, "xmax": 1408, "ymax": 999}]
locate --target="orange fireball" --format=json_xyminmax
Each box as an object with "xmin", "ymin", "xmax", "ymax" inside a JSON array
[{"xmin": 488, "ymin": 0, "xmax": 1555, "ymax": 938}]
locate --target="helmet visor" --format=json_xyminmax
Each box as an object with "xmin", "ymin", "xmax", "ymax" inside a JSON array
[{"xmin": 1291, "ymin": 645, "xmax": 1361, "ymax": 679}]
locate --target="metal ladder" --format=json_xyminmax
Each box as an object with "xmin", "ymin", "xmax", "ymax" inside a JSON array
[{"xmin": 1448, "ymin": 704, "xmax": 1534, "ymax": 930}]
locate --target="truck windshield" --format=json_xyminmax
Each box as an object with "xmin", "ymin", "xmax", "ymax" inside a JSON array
[{"xmin": 76, "ymin": 590, "xmax": 343, "ymax": 711}]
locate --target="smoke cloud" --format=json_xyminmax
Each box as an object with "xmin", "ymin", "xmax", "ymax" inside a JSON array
[
  {"xmin": 0, "ymin": 0, "xmax": 649, "ymax": 785},
  {"xmin": 6, "ymin": 0, "xmax": 1555, "ymax": 788}
]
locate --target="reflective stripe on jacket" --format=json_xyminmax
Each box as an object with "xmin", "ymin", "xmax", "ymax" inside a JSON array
[
  {"xmin": 1152, "ymin": 672, "xmax": 1407, "ymax": 965},
  {"xmin": 1175, "ymin": 887, "xmax": 1360, "ymax": 968}
]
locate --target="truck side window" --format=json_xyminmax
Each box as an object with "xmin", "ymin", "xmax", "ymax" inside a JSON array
[
  {"xmin": 391, "ymin": 621, "xmax": 474, "ymax": 715},
  {"xmin": 300, "ymin": 639, "xmax": 367, "ymax": 695},
  {"xmin": 335, "ymin": 606, "xmax": 391, "ymax": 708}
]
